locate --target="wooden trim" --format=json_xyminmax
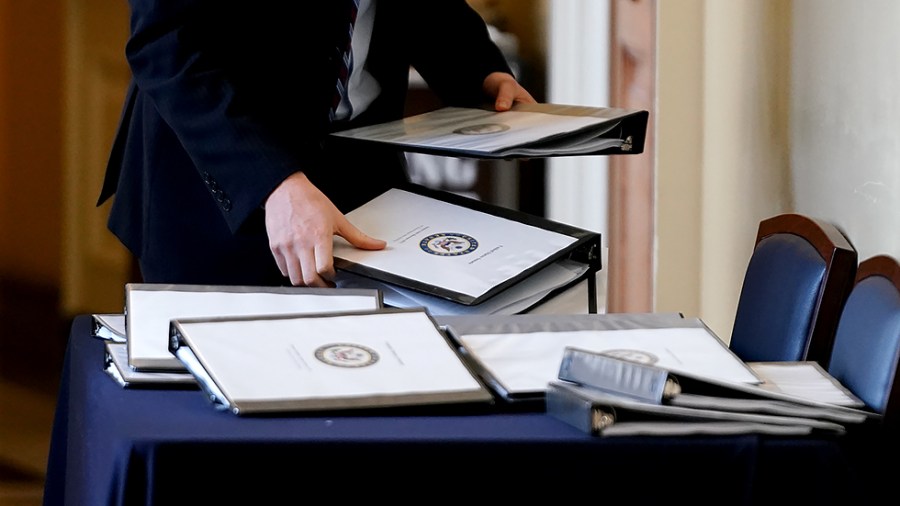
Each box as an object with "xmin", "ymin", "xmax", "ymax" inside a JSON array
[
  {"xmin": 607, "ymin": 0, "xmax": 656, "ymax": 313},
  {"xmin": 855, "ymin": 254, "xmax": 900, "ymax": 287}
]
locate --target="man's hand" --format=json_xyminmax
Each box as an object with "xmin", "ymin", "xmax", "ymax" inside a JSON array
[
  {"xmin": 264, "ymin": 172, "xmax": 385, "ymax": 287},
  {"xmin": 482, "ymin": 71, "xmax": 537, "ymax": 111}
]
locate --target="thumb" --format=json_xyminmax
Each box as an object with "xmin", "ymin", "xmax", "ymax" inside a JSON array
[
  {"xmin": 494, "ymin": 83, "xmax": 514, "ymax": 111},
  {"xmin": 336, "ymin": 218, "xmax": 387, "ymax": 251}
]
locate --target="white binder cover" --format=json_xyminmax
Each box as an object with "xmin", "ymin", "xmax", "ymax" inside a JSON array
[
  {"xmin": 333, "ymin": 188, "xmax": 579, "ymax": 304},
  {"xmin": 169, "ymin": 308, "xmax": 493, "ymax": 415},
  {"xmin": 455, "ymin": 322, "xmax": 761, "ymax": 400},
  {"xmin": 126, "ymin": 284, "xmax": 382, "ymax": 372}
]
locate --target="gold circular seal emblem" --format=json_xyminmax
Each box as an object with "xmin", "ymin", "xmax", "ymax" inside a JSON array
[{"xmin": 314, "ymin": 343, "xmax": 379, "ymax": 368}]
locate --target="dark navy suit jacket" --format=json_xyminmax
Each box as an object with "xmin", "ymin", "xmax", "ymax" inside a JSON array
[{"xmin": 99, "ymin": 0, "xmax": 511, "ymax": 284}]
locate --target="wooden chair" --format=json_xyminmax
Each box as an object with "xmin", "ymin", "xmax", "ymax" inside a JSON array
[
  {"xmin": 827, "ymin": 254, "xmax": 900, "ymax": 425},
  {"xmin": 825, "ymin": 255, "xmax": 900, "ymax": 501},
  {"xmin": 728, "ymin": 213, "xmax": 857, "ymax": 367}
]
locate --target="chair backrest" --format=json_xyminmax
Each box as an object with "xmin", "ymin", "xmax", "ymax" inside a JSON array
[
  {"xmin": 827, "ymin": 255, "xmax": 900, "ymax": 423},
  {"xmin": 729, "ymin": 213, "xmax": 857, "ymax": 366}
]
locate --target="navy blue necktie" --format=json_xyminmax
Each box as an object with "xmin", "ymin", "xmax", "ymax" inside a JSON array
[{"xmin": 330, "ymin": 0, "xmax": 360, "ymax": 122}]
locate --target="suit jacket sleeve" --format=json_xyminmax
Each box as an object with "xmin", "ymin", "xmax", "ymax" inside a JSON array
[
  {"xmin": 122, "ymin": 0, "xmax": 512, "ymax": 234},
  {"xmin": 405, "ymin": 0, "xmax": 513, "ymax": 106},
  {"xmin": 123, "ymin": 1, "xmax": 338, "ymax": 233}
]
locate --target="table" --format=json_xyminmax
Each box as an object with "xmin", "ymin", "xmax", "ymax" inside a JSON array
[{"xmin": 43, "ymin": 316, "xmax": 867, "ymax": 505}]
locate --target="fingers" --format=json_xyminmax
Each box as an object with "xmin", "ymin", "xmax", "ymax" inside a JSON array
[
  {"xmin": 299, "ymin": 248, "xmax": 332, "ymax": 288},
  {"xmin": 267, "ymin": 219, "xmax": 333, "ymax": 287},
  {"xmin": 483, "ymin": 71, "xmax": 537, "ymax": 111},
  {"xmin": 337, "ymin": 217, "xmax": 387, "ymax": 251},
  {"xmin": 495, "ymin": 81, "xmax": 537, "ymax": 111},
  {"xmin": 272, "ymin": 243, "xmax": 332, "ymax": 288},
  {"xmin": 268, "ymin": 217, "xmax": 382, "ymax": 288},
  {"xmin": 313, "ymin": 241, "xmax": 336, "ymax": 287},
  {"xmin": 494, "ymin": 80, "xmax": 520, "ymax": 110},
  {"xmin": 264, "ymin": 171, "xmax": 385, "ymax": 287},
  {"xmin": 285, "ymin": 233, "xmax": 378, "ymax": 287},
  {"xmin": 494, "ymin": 92, "xmax": 513, "ymax": 111},
  {"xmin": 272, "ymin": 249, "xmax": 290, "ymax": 281}
]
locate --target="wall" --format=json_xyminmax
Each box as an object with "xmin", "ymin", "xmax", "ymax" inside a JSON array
[
  {"xmin": 655, "ymin": 1, "xmax": 792, "ymax": 342},
  {"xmin": 657, "ymin": 0, "xmax": 900, "ymax": 343},
  {"xmin": 0, "ymin": 0, "xmax": 63, "ymax": 289},
  {"xmin": 791, "ymin": 0, "xmax": 900, "ymax": 262},
  {"xmin": 654, "ymin": 0, "xmax": 704, "ymax": 324},
  {"xmin": 540, "ymin": 1, "xmax": 794, "ymax": 338}
]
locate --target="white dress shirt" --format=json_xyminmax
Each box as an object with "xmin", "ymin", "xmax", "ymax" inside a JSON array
[{"xmin": 334, "ymin": 0, "xmax": 381, "ymax": 121}]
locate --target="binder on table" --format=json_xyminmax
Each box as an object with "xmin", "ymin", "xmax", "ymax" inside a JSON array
[
  {"xmin": 435, "ymin": 312, "xmax": 721, "ymax": 403},
  {"xmin": 545, "ymin": 380, "xmax": 845, "ymax": 437},
  {"xmin": 328, "ymin": 103, "xmax": 649, "ymax": 159},
  {"xmin": 555, "ymin": 346, "xmax": 876, "ymax": 427},
  {"xmin": 91, "ymin": 313, "xmax": 127, "ymax": 343},
  {"xmin": 125, "ymin": 284, "xmax": 383, "ymax": 372},
  {"xmin": 744, "ymin": 361, "xmax": 868, "ymax": 408},
  {"xmin": 103, "ymin": 342, "xmax": 197, "ymax": 389},
  {"xmin": 332, "ymin": 183, "xmax": 602, "ymax": 316},
  {"xmin": 168, "ymin": 307, "xmax": 494, "ymax": 415}
]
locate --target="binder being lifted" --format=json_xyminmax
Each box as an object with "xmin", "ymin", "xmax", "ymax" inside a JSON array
[
  {"xmin": 333, "ymin": 183, "xmax": 602, "ymax": 316},
  {"xmin": 328, "ymin": 103, "xmax": 649, "ymax": 159}
]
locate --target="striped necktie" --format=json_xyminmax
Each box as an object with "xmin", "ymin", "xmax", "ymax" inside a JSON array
[{"xmin": 330, "ymin": 0, "xmax": 360, "ymax": 122}]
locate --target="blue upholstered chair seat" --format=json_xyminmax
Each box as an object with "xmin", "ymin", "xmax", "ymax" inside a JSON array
[
  {"xmin": 730, "ymin": 234, "xmax": 827, "ymax": 362},
  {"xmin": 828, "ymin": 276, "xmax": 900, "ymax": 414}
]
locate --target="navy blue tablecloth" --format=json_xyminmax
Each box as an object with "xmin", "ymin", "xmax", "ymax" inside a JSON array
[{"xmin": 43, "ymin": 316, "xmax": 865, "ymax": 505}]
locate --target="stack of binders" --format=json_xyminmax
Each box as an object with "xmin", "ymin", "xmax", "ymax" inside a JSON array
[
  {"xmin": 91, "ymin": 284, "xmax": 385, "ymax": 388},
  {"xmin": 546, "ymin": 346, "xmax": 880, "ymax": 437},
  {"xmin": 92, "ymin": 313, "xmax": 198, "ymax": 388},
  {"xmin": 327, "ymin": 102, "xmax": 651, "ymax": 315},
  {"xmin": 332, "ymin": 184, "xmax": 603, "ymax": 316}
]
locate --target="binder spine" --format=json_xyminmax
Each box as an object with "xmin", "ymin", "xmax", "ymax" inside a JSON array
[
  {"xmin": 168, "ymin": 324, "xmax": 231, "ymax": 412},
  {"xmin": 545, "ymin": 381, "xmax": 615, "ymax": 434},
  {"xmin": 557, "ymin": 347, "xmax": 677, "ymax": 404}
]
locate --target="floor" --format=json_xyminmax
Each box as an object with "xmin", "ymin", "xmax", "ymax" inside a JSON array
[
  {"xmin": 0, "ymin": 283, "xmax": 67, "ymax": 506},
  {"xmin": 0, "ymin": 381, "xmax": 56, "ymax": 506}
]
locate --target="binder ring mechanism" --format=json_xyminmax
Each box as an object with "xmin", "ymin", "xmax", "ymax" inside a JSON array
[
  {"xmin": 589, "ymin": 378, "xmax": 682, "ymax": 431},
  {"xmin": 663, "ymin": 377, "xmax": 682, "ymax": 399},
  {"xmin": 592, "ymin": 407, "xmax": 616, "ymax": 430}
]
